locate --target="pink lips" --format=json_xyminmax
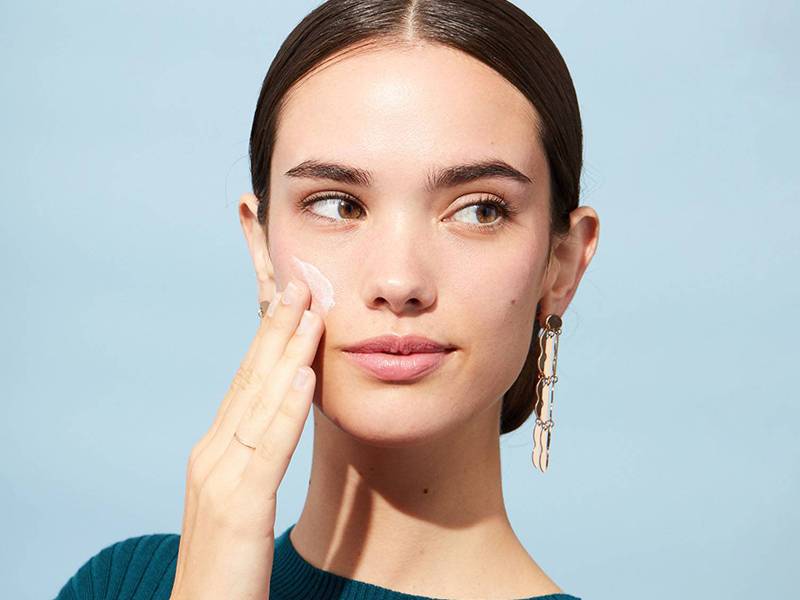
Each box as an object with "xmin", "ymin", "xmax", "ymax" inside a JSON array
[
  {"xmin": 342, "ymin": 350, "xmax": 453, "ymax": 381},
  {"xmin": 341, "ymin": 334, "xmax": 456, "ymax": 382}
]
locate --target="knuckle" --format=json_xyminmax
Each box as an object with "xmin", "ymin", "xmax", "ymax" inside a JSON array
[
  {"xmin": 230, "ymin": 368, "xmax": 247, "ymax": 392},
  {"xmin": 186, "ymin": 449, "xmax": 215, "ymax": 495},
  {"xmin": 196, "ymin": 484, "xmax": 215, "ymax": 513},
  {"xmin": 187, "ymin": 447, "xmax": 202, "ymax": 479},
  {"xmin": 210, "ymin": 504, "xmax": 237, "ymax": 532},
  {"xmin": 231, "ymin": 366, "xmax": 264, "ymax": 392},
  {"xmin": 277, "ymin": 394, "xmax": 302, "ymax": 420},
  {"xmin": 296, "ymin": 310, "xmax": 319, "ymax": 334},
  {"xmin": 188, "ymin": 447, "xmax": 200, "ymax": 470},
  {"xmin": 273, "ymin": 315, "xmax": 296, "ymax": 335},
  {"xmin": 199, "ymin": 489, "xmax": 233, "ymax": 530},
  {"xmin": 246, "ymin": 393, "xmax": 271, "ymax": 421},
  {"xmin": 198, "ymin": 474, "xmax": 227, "ymax": 512},
  {"xmin": 188, "ymin": 439, "xmax": 206, "ymax": 465},
  {"xmin": 187, "ymin": 461, "xmax": 208, "ymax": 496}
]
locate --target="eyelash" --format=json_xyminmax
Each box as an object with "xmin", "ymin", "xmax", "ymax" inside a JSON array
[{"xmin": 296, "ymin": 191, "xmax": 518, "ymax": 231}]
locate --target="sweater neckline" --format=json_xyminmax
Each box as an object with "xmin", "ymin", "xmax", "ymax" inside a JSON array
[{"xmin": 270, "ymin": 523, "xmax": 580, "ymax": 600}]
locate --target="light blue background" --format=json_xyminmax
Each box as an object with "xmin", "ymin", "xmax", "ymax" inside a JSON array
[{"xmin": 1, "ymin": 1, "xmax": 797, "ymax": 598}]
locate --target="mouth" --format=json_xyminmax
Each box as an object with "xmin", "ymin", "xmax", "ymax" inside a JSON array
[{"xmin": 341, "ymin": 349, "xmax": 456, "ymax": 382}]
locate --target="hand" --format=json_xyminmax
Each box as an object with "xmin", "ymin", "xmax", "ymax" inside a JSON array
[{"xmin": 169, "ymin": 277, "xmax": 323, "ymax": 599}]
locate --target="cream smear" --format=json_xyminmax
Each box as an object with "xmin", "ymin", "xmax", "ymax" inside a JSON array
[{"xmin": 291, "ymin": 255, "xmax": 335, "ymax": 315}]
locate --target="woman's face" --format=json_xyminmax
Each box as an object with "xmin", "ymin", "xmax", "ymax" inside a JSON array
[{"xmin": 262, "ymin": 42, "xmax": 553, "ymax": 446}]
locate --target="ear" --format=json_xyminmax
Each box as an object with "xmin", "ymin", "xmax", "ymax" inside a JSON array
[
  {"xmin": 238, "ymin": 192, "xmax": 277, "ymax": 305},
  {"xmin": 537, "ymin": 206, "xmax": 600, "ymax": 326}
]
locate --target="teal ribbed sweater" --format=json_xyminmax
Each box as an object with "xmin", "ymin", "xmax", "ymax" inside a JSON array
[{"xmin": 55, "ymin": 524, "xmax": 581, "ymax": 600}]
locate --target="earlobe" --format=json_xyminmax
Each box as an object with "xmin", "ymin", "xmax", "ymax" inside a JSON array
[{"xmin": 238, "ymin": 192, "xmax": 277, "ymax": 302}]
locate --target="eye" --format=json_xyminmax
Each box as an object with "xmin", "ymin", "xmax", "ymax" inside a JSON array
[
  {"xmin": 297, "ymin": 191, "xmax": 365, "ymax": 222},
  {"xmin": 296, "ymin": 192, "xmax": 516, "ymax": 231},
  {"xmin": 451, "ymin": 196, "xmax": 514, "ymax": 230}
]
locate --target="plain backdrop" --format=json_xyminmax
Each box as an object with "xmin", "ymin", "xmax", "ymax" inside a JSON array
[{"xmin": 1, "ymin": 1, "xmax": 797, "ymax": 599}]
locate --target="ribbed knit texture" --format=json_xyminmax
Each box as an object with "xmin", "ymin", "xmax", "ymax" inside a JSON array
[
  {"xmin": 54, "ymin": 523, "xmax": 581, "ymax": 600},
  {"xmin": 54, "ymin": 532, "xmax": 180, "ymax": 600}
]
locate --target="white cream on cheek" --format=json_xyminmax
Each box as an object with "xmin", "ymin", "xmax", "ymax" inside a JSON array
[{"xmin": 291, "ymin": 255, "xmax": 335, "ymax": 315}]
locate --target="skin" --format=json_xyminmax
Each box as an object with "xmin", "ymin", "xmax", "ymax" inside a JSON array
[{"xmin": 238, "ymin": 41, "xmax": 599, "ymax": 598}]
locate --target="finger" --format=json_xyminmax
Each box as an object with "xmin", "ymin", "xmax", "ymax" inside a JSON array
[
  {"xmin": 201, "ymin": 278, "xmax": 308, "ymax": 456},
  {"xmin": 211, "ymin": 279, "xmax": 313, "ymax": 447},
  {"xmin": 207, "ymin": 291, "xmax": 283, "ymax": 440},
  {"xmin": 235, "ymin": 308, "xmax": 322, "ymax": 445},
  {"xmin": 215, "ymin": 307, "xmax": 322, "ymax": 487},
  {"xmin": 189, "ymin": 292, "xmax": 281, "ymax": 462},
  {"xmin": 236, "ymin": 365, "xmax": 316, "ymax": 500}
]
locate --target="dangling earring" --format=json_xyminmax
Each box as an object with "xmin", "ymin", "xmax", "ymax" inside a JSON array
[{"xmin": 532, "ymin": 313, "xmax": 563, "ymax": 473}]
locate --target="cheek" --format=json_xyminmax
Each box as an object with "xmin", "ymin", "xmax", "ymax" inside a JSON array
[
  {"xmin": 455, "ymin": 245, "xmax": 540, "ymax": 324},
  {"xmin": 267, "ymin": 233, "xmax": 344, "ymax": 318},
  {"xmin": 292, "ymin": 255, "xmax": 335, "ymax": 315},
  {"xmin": 453, "ymin": 249, "xmax": 540, "ymax": 390}
]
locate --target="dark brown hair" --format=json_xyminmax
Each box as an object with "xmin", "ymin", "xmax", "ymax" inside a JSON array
[{"xmin": 249, "ymin": 0, "xmax": 582, "ymax": 434}]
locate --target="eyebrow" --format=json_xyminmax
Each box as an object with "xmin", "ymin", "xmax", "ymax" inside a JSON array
[{"xmin": 283, "ymin": 158, "xmax": 533, "ymax": 191}]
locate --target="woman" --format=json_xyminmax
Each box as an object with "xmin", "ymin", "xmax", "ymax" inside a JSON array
[{"xmin": 56, "ymin": 0, "xmax": 599, "ymax": 598}]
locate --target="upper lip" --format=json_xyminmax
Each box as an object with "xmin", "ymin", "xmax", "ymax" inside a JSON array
[{"xmin": 342, "ymin": 334, "xmax": 455, "ymax": 354}]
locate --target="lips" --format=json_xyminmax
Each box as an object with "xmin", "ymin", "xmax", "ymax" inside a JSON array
[
  {"xmin": 342, "ymin": 335, "xmax": 454, "ymax": 355},
  {"xmin": 341, "ymin": 335, "xmax": 456, "ymax": 382},
  {"xmin": 342, "ymin": 349, "xmax": 454, "ymax": 382}
]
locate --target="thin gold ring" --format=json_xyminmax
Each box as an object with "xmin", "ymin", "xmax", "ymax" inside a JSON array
[{"xmin": 233, "ymin": 431, "xmax": 257, "ymax": 450}]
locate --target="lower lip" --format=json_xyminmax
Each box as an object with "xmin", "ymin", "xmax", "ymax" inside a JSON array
[{"xmin": 342, "ymin": 350, "xmax": 454, "ymax": 382}]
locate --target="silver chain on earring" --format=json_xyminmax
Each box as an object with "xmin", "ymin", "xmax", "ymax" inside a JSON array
[{"xmin": 532, "ymin": 314, "xmax": 562, "ymax": 473}]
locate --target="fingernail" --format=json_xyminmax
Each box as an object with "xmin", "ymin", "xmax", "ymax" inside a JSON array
[
  {"xmin": 281, "ymin": 281, "xmax": 298, "ymax": 305},
  {"xmin": 292, "ymin": 367, "xmax": 310, "ymax": 390},
  {"xmin": 297, "ymin": 310, "xmax": 313, "ymax": 335},
  {"xmin": 267, "ymin": 293, "xmax": 281, "ymax": 317}
]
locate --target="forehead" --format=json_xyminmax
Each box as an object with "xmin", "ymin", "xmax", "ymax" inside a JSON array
[{"xmin": 274, "ymin": 42, "xmax": 543, "ymax": 182}]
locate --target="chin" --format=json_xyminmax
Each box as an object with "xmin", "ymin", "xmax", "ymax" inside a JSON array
[{"xmin": 312, "ymin": 386, "xmax": 466, "ymax": 449}]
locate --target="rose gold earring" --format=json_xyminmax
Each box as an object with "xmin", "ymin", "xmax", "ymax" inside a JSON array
[{"xmin": 532, "ymin": 313, "xmax": 562, "ymax": 473}]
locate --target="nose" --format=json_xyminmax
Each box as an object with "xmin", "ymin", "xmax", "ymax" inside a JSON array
[
  {"xmin": 369, "ymin": 276, "xmax": 436, "ymax": 315},
  {"xmin": 360, "ymin": 217, "xmax": 437, "ymax": 316}
]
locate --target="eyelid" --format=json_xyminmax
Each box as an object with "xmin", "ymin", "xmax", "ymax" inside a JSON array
[
  {"xmin": 455, "ymin": 194, "xmax": 517, "ymax": 213},
  {"xmin": 296, "ymin": 190, "xmax": 359, "ymax": 210}
]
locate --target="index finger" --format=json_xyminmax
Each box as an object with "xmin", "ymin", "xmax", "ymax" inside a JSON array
[{"xmin": 204, "ymin": 291, "xmax": 283, "ymax": 444}]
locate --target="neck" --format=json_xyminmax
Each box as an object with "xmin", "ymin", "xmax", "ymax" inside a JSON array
[{"xmin": 290, "ymin": 398, "xmax": 557, "ymax": 597}]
